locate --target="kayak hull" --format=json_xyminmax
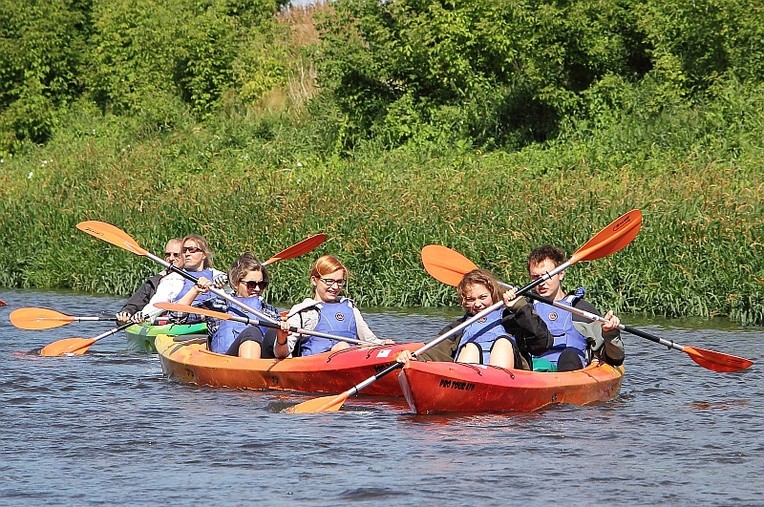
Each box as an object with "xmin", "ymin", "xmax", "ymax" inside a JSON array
[
  {"xmin": 155, "ymin": 334, "xmax": 423, "ymax": 397},
  {"xmin": 124, "ymin": 322, "xmax": 207, "ymax": 353},
  {"xmin": 399, "ymin": 360, "xmax": 624, "ymax": 414}
]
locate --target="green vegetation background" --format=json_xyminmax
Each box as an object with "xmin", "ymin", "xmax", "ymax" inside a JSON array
[{"xmin": 1, "ymin": 0, "xmax": 762, "ymax": 325}]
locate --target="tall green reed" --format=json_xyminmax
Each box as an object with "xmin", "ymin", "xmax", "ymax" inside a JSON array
[{"xmin": 1, "ymin": 85, "xmax": 761, "ymax": 325}]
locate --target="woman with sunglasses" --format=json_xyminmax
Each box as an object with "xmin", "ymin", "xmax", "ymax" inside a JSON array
[
  {"xmin": 116, "ymin": 238, "xmax": 184, "ymax": 324},
  {"xmin": 274, "ymin": 254, "xmax": 394, "ymax": 359},
  {"xmin": 139, "ymin": 234, "xmax": 226, "ymax": 323},
  {"xmin": 177, "ymin": 252, "xmax": 282, "ymax": 358}
]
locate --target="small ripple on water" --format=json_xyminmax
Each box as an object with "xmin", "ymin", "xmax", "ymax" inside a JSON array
[{"xmin": 333, "ymin": 486, "xmax": 413, "ymax": 504}]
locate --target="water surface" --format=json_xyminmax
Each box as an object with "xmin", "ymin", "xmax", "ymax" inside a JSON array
[{"xmin": 1, "ymin": 289, "xmax": 762, "ymax": 506}]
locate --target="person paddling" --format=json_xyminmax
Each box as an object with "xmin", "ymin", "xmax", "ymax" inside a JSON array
[
  {"xmin": 274, "ymin": 255, "xmax": 393, "ymax": 359},
  {"xmin": 135, "ymin": 234, "xmax": 226, "ymax": 324},
  {"xmin": 397, "ymin": 269, "xmax": 553, "ymax": 369},
  {"xmin": 177, "ymin": 252, "xmax": 283, "ymax": 359},
  {"xmin": 527, "ymin": 244, "xmax": 624, "ymax": 371},
  {"xmin": 116, "ymin": 238, "xmax": 184, "ymax": 324}
]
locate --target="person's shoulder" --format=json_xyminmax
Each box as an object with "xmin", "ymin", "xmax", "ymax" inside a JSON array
[
  {"xmin": 341, "ymin": 297, "xmax": 359, "ymax": 308},
  {"xmin": 573, "ymin": 298, "xmax": 600, "ymax": 317},
  {"xmin": 440, "ymin": 314, "xmax": 469, "ymax": 331},
  {"xmin": 288, "ymin": 298, "xmax": 319, "ymax": 316}
]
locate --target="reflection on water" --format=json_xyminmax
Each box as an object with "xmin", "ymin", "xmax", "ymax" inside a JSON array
[{"xmin": 0, "ymin": 288, "xmax": 762, "ymax": 506}]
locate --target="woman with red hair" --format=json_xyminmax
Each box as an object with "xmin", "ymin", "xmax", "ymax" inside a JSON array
[{"xmin": 274, "ymin": 255, "xmax": 393, "ymax": 358}]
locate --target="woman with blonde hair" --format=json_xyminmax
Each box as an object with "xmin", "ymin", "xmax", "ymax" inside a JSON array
[
  {"xmin": 274, "ymin": 255, "xmax": 393, "ymax": 358},
  {"xmin": 139, "ymin": 234, "xmax": 225, "ymax": 323}
]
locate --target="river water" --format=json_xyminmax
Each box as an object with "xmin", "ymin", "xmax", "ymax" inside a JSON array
[{"xmin": 1, "ymin": 289, "xmax": 762, "ymax": 506}]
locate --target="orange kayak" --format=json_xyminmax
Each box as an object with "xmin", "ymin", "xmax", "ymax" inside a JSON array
[
  {"xmin": 155, "ymin": 334, "xmax": 423, "ymax": 397},
  {"xmin": 398, "ymin": 360, "xmax": 624, "ymax": 414}
]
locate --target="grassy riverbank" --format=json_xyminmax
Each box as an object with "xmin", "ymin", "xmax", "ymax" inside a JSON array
[
  {"xmin": 1, "ymin": 83, "xmax": 762, "ymax": 325},
  {"xmin": 1, "ymin": 1, "xmax": 762, "ymax": 325}
]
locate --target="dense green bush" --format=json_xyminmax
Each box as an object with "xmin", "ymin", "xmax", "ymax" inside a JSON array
[
  {"xmin": 315, "ymin": 0, "xmax": 764, "ymax": 150},
  {"xmin": 0, "ymin": 0, "xmax": 88, "ymax": 148},
  {"xmin": 0, "ymin": 0, "xmax": 285, "ymax": 153},
  {"xmin": 0, "ymin": 76, "xmax": 761, "ymax": 324}
]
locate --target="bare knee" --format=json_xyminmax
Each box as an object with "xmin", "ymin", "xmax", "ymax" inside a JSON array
[
  {"xmin": 490, "ymin": 337, "xmax": 515, "ymax": 369},
  {"xmin": 456, "ymin": 343, "xmax": 481, "ymax": 364},
  {"xmin": 331, "ymin": 341, "xmax": 351, "ymax": 352},
  {"xmin": 238, "ymin": 341, "xmax": 262, "ymax": 359}
]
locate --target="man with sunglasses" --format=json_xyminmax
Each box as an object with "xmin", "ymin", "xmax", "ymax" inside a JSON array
[{"xmin": 116, "ymin": 238, "xmax": 184, "ymax": 324}]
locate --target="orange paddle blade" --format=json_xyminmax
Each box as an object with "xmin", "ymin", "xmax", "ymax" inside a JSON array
[
  {"xmin": 155, "ymin": 302, "xmax": 232, "ymax": 320},
  {"xmin": 421, "ymin": 245, "xmax": 476, "ymax": 287},
  {"xmin": 684, "ymin": 346, "xmax": 754, "ymax": 373},
  {"xmin": 10, "ymin": 308, "xmax": 76, "ymax": 330},
  {"xmin": 76, "ymin": 220, "xmax": 147, "ymax": 256},
  {"xmin": 40, "ymin": 338, "xmax": 95, "ymax": 357},
  {"xmin": 264, "ymin": 233, "xmax": 327, "ymax": 266},
  {"xmin": 0, "ymin": 299, "xmax": 7, "ymax": 307},
  {"xmin": 286, "ymin": 393, "xmax": 349, "ymax": 414},
  {"xmin": 570, "ymin": 209, "xmax": 642, "ymax": 263}
]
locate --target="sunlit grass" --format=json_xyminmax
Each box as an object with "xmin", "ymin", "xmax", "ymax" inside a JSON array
[{"xmin": 1, "ymin": 84, "xmax": 762, "ymax": 325}]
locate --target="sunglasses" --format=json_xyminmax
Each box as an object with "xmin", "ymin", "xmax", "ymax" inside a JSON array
[
  {"xmin": 320, "ymin": 278, "xmax": 346, "ymax": 288},
  {"xmin": 182, "ymin": 246, "xmax": 202, "ymax": 254},
  {"xmin": 165, "ymin": 252, "xmax": 181, "ymax": 258},
  {"xmin": 242, "ymin": 280, "xmax": 268, "ymax": 290}
]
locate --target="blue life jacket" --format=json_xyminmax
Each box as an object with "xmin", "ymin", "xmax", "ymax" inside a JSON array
[
  {"xmin": 300, "ymin": 300, "xmax": 357, "ymax": 356},
  {"xmin": 210, "ymin": 295, "xmax": 268, "ymax": 354},
  {"xmin": 455, "ymin": 308, "xmax": 514, "ymax": 365},
  {"xmin": 532, "ymin": 287, "xmax": 588, "ymax": 367},
  {"xmin": 176, "ymin": 268, "xmax": 216, "ymax": 304}
]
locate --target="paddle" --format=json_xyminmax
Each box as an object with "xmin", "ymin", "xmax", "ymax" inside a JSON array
[
  {"xmin": 422, "ymin": 245, "xmax": 754, "ymax": 373},
  {"xmin": 263, "ymin": 233, "xmax": 326, "ymax": 266},
  {"xmin": 35, "ymin": 227, "xmax": 324, "ymax": 357},
  {"xmin": 75, "ymin": 220, "xmax": 320, "ymax": 328},
  {"xmin": 39, "ymin": 310, "xmax": 163, "ymax": 357},
  {"xmin": 11, "ymin": 307, "xmax": 117, "ymax": 330},
  {"xmin": 156, "ymin": 302, "xmax": 379, "ymax": 347},
  {"xmin": 286, "ymin": 209, "xmax": 643, "ymax": 414}
]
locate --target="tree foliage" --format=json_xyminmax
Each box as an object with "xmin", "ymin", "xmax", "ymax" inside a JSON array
[
  {"xmin": 0, "ymin": 0, "xmax": 283, "ymax": 152},
  {"xmin": 1, "ymin": 0, "xmax": 763, "ymax": 154},
  {"xmin": 314, "ymin": 0, "xmax": 764, "ymax": 149},
  {"xmin": 0, "ymin": 0, "xmax": 88, "ymax": 146}
]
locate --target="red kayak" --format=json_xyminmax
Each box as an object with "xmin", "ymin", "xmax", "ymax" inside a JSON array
[
  {"xmin": 398, "ymin": 360, "xmax": 624, "ymax": 414},
  {"xmin": 156, "ymin": 334, "xmax": 423, "ymax": 397}
]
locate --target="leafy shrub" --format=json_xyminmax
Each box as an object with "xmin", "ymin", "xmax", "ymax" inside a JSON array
[
  {"xmin": 86, "ymin": 0, "xmax": 186, "ymax": 114},
  {"xmin": 0, "ymin": 0, "xmax": 88, "ymax": 151}
]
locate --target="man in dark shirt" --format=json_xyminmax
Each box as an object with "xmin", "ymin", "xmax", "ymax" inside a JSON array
[{"xmin": 116, "ymin": 238, "xmax": 184, "ymax": 323}]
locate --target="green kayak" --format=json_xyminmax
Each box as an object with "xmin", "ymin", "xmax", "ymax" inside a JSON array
[{"xmin": 124, "ymin": 322, "xmax": 207, "ymax": 353}]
